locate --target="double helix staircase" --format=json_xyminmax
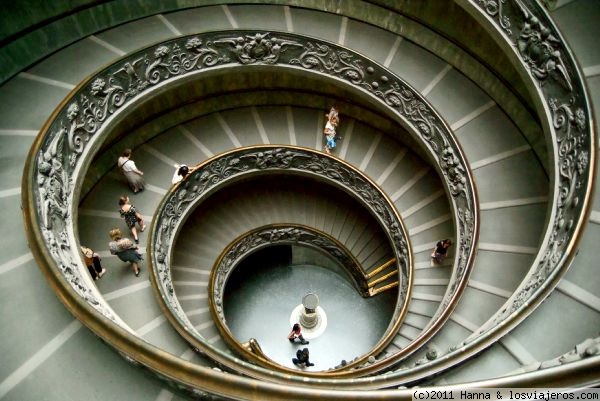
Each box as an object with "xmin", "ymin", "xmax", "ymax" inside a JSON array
[{"xmin": 1, "ymin": 1, "xmax": 599, "ymax": 400}]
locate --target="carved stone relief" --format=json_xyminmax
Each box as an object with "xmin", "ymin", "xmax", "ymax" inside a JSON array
[{"xmin": 469, "ymin": 0, "xmax": 593, "ymax": 339}]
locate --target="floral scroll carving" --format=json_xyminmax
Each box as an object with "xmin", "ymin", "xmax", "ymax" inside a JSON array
[
  {"xmin": 515, "ymin": 2, "xmax": 573, "ymax": 91},
  {"xmin": 477, "ymin": 0, "xmax": 573, "ymax": 90},
  {"xmin": 214, "ymin": 32, "xmax": 301, "ymax": 64},
  {"xmin": 478, "ymin": 0, "xmax": 513, "ymax": 35},
  {"xmin": 465, "ymin": 0, "xmax": 593, "ymax": 357},
  {"xmin": 290, "ymin": 42, "xmax": 369, "ymax": 87},
  {"xmin": 36, "ymin": 126, "xmax": 115, "ymax": 320}
]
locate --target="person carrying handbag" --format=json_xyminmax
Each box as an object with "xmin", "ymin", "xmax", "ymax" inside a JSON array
[
  {"xmin": 108, "ymin": 228, "xmax": 143, "ymax": 277},
  {"xmin": 80, "ymin": 246, "xmax": 106, "ymax": 280}
]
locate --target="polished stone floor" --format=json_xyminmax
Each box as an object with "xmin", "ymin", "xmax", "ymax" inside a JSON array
[{"xmin": 224, "ymin": 255, "xmax": 397, "ymax": 371}]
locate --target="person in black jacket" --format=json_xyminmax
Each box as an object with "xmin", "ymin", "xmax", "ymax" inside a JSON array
[
  {"xmin": 431, "ymin": 239, "xmax": 452, "ymax": 264},
  {"xmin": 292, "ymin": 348, "xmax": 314, "ymax": 367}
]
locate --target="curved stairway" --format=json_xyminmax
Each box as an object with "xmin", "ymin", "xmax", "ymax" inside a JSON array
[
  {"xmin": 79, "ymin": 104, "xmax": 454, "ymax": 363},
  {"xmin": 173, "ymin": 175, "xmax": 399, "ymax": 367},
  {"xmin": 0, "ymin": 1, "xmax": 599, "ymax": 400}
]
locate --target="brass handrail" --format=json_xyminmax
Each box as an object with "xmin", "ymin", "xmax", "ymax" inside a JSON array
[
  {"xmin": 369, "ymin": 282, "xmax": 400, "ymax": 297},
  {"xmin": 366, "ymin": 258, "xmax": 396, "ymax": 280},
  {"xmin": 367, "ymin": 271, "xmax": 397, "ymax": 288},
  {"xmin": 207, "ymin": 223, "xmax": 393, "ymax": 372},
  {"xmin": 339, "ymin": 0, "xmax": 597, "ymax": 384},
  {"xmin": 153, "ymin": 146, "xmax": 412, "ymax": 377},
  {"xmin": 23, "ymin": 14, "xmax": 524, "ymax": 392}
]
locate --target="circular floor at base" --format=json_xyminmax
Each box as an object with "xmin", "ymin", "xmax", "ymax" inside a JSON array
[{"xmin": 223, "ymin": 263, "xmax": 397, "ymax": 371}]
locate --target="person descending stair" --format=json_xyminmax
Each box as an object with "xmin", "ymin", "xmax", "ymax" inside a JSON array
[
  {"xmin": 118, "ymin": 196, "xmax": 147, "ymax": 244},
  {"xmin": 80, "ymin": 246, "xmax": 106, "ymax": 281},
  {"xmin": 431, "ymin": 239, "xmax": 452, "ymax": 264},
  {"xmin": 108, "ymin": 228, "xmax": 143, "ymax": 277},
  {"xmin": 172, "ymin": 163, "xmax": 190, "ymax": 185},
  {"xmin": 117, "ymin": 148, "xmax": 145, "ymax": 193},
  {"xmin": 323, "ymin": 106, "xmax": 340, "ymax": 154}
]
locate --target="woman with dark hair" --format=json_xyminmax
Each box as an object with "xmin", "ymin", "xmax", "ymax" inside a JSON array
[
  {"xmin": 431, "ymin": 239, "xmax": 452, "ymax": 264},
  {"xmin": 118, "ymin": 195, "xmax": 146, "ymax": 244},
  {"xmin": 287, "ymin": 323, "xmax": 309, "ymax": 345},
  {"xmin": 171, "ymin": 163, "xmax": 190, "ymax": 185}
]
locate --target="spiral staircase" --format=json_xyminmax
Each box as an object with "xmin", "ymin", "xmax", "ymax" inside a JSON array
[{"xmin": 1, "ymin": 1, "xmax": 599, "ymax": 400}]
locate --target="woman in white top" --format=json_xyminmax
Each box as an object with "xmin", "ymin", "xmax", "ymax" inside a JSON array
[
  {"xmin": 117, "ymin": 149, "xmax": 145, "ymax": 193},
  {"xmin": 171, "ymin": 164, "xmax": 190, "ymax": 185}
]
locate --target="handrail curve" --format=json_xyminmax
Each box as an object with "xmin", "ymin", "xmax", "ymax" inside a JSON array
[
  {"xmin": 424, "ymin": 0, "xmax": 597, "ymax": 370},
  {"xmin": 22, "ymin": 28, "xmax": 479, "ymax": 392},
  {"xmin": 151, "ymin": 145, "xmax": 411, "ymax": 377},
  {"xmin": 209, "ymin": 223, "xmax": 377, "ymax": 366},
  {"xmin": 360, "ymin": 0, "xmax": 597, "ymax": 384},
  {"xmin": 462, "ymin": 0, "xmax": 596, "ymax": 328}
]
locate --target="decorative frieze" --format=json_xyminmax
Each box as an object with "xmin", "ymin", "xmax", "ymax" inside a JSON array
[{"xmin": 466, "ymin": 0, "xmax": 594, "ymax": 343}]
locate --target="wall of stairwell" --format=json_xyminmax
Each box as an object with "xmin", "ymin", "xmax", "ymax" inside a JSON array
[{"xmin": 1, "ymin": 1, "xmax": 547, "ymax": 173}]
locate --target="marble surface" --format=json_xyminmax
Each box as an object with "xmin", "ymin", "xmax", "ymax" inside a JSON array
[{"xmin": 224, "ymin": 261, "xmax": 397, "ymax": 371}]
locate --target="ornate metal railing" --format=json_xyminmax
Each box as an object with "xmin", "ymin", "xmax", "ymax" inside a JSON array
[
  {"xmin": 466, "ymin": 0, "xmax": 595, "ymax": 326},
  {"xmin": 150, "ymin": 145, "xmax": 411, "ymax": 375},
  {"xmin": 337, "ymin": 0, "xmax": 597, "ymax": 384},
  {"xmin": 22, "ymin": 27, "xmax": 478, "ymax": 392},
  {"xmin": 373, "ymin": 0, "xmax": 596, "ymax": 383}
]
